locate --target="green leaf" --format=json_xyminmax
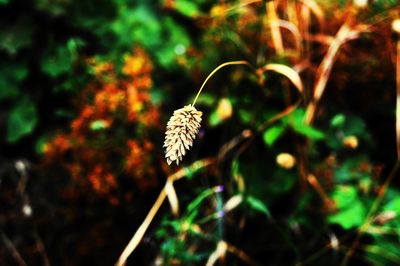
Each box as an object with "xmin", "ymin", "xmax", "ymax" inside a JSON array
[
  {"xmin": 287, "ymin": 109, "xmax": 325, "ymax": 140},
  {"xmin": 67, "ymin": 38, "xmax": 85, "ymax": 58},
  {"xmin": 154, "ymin": 18, "xmax": 190, "ymax": 68},
  {"xmin": 189, "ymin": 93, "xmax": 216, "ymax": 107},
  {"xmin": 112, "ymin": 5, "xmax": 161, "ymax": 48},
  {"xmin": 35, "ymin": 135, "xmax": 49, "ymax": 154},
  {"xmin": 238, "ymin": 109, "xmax": 252, "ymax": 124},
  {"xmin": 7, "ymin": 96, "xmax": 38, "ymax": 143},
  {"xmin": 334, "ymin": 156, "xmax": 371, "ymax": 182},
  {"xmin": 384, "ymin": 198, "xmax": 400, "ymax": 213},
  {"xmin": 365, "ymin": 243, "xmax": 400, "ymax": 266},
  {"xmin": 35, "ymin": 0, "xmax": 69, "ymax": 16},
  {"xmin": 328, "ymin": 186, "xmax": 366, "ymax": 229},
  {"xmin": 0, "ymin": 17, "xmax": 33, "ymax": 55},
  {"xmin": 343, "ymin": 115, "xmax": 366, "ymax": 136},
  {"xmin": 293, "ymin": 124, "xmax": 325, "ymax": 140},
  {"xmin": 209, "ymin": 111, "xmax": 220, "ymax": 126},
  {"xmin": 0, "ymin": 0, "xmax": 10, "ymax": 5},
  {"xmin": 174, "ymin": 0, "xmax": 200, "ymax": 17},
  {"xmin": 0, "ymin": 62, "xmax": 28, "ymax": 100},
  {"xmin": 331, "ymin": 114, "xmax": 346, "ymax": 127},
  {"xmin": 246, "ymin": 196, "xmax": 270, "ymax": 217},
  {"xmin": 263, "ymin": 125, "xmax": 285, "ymax": 146},
  {"xmin": 231, "ymin": 160, "xmax": 240, "ymax": 178},
  {"xmin": 187, "ymin": 187, "xmax": 221, "ymax": 213},
  {"xmin": 90, "ymin": 120, "xmax": 109, "ymax": 131},
  {"xmin": 41, "ymin": 43, "xmax": 73, "ymax": 77},
  {"xmin": 329, "ymin": 201, "xmax": 365, "ymax": 229}
]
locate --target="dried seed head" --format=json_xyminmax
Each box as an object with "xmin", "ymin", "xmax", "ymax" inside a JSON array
[{"xmin": 164, "ymin": 105, "xmax": 202, "ymax": 165}]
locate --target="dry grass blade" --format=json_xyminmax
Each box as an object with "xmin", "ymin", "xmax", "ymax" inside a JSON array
[
  {"xmin": 206, "ymin": 240, "xmax": 261, "ymax": 266},
  {"xmin": 165, "ymin": 178, "xmax": 179, "ymax": 216},
  {"xmin": 277, "ymin": 19, "xmax": 303, "ymax": 53},
  {"xmin": 396, "ymin": 31, "xmax": 400, "ymax": 159},
  {"xmin": 115, "ymin": 159, "xmax": 213, "ymax": 266},
  {"xmin": 266, "ymin": 1, "xmax": 284, "ymax": 55},
  {"xmin": 223, "ymin": 194, "xmax": 243, "ymax": 213},
  {"xmin": 164, "ymin": 105, "xmax": 202, "ymax": 165},
  {"xmin": 206, "ymin": 241, "xmax": 228, "ymax": 266},
  {"xmin": 1, "ymin": 231, "xmax": 28, "ymax": 266},
  {"xmin": 257, "ymin": 63, "xmax": 304, "ymax": 93},
  {"xmin": 116, "ymin": 189, "xmax": 167, "ymax": 266},
  {"xmin": 225, "ymin": 0, "xmax": 262, "ymax": 15},
  {"xmin": 307, "ymin": 174, "xmax": 334, "ymax": 211},
  {"xmin": 305, "ymin": 23, "xmax": 367, "ymax": 124},
  {"xmin": 218, "ymin": 129, "xmax": 252, "ymax": 161},
  {"xmin": 299, "ymin": 0, "xmax": 325, "ymax": 32}
]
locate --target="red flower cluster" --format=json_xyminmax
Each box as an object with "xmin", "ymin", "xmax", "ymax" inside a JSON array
[{"xmin": 44, "ymin": 48, "xmax": 164, "ymax": 201}]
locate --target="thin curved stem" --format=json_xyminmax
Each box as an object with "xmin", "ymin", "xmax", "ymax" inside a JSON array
[{"xmin": 192, "ymin": 61, "xmax": 254, "ymax": 106}]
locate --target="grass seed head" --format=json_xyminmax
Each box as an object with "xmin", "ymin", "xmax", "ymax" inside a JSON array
[{"xmin": 164, "ymin": 105, "xmax": 202, "ymax": 165}]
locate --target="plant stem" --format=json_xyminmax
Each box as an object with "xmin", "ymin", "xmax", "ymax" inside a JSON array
[
  {"xmin": 396, "ymin": 36, "xmax": 400, "ymax": 160},
  {"xmin": 192, "ymin": 61, "xmax": 252, "ymax": 107}
]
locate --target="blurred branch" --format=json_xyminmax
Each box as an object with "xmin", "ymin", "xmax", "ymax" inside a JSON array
[
  {"xmin": 33, "ymin": 231, "xmax": 50, "ymax": 266},
  {"xmin": 395, "ymin": 26, "xmax": 400, "ymax": 159},
  {"xmin": 1, "ymin": 231, "xmax": 27, "ymax": 266}
]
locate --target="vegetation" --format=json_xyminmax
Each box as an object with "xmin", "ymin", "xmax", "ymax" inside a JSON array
[{"xmin": 1, "ymin": 0, "xmax": 400, "ymax": 265}]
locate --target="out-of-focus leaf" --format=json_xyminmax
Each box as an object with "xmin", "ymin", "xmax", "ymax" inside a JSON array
[
  {"xmin": 0, "ymin": 62, "xmax": 28, "ymax": 100},
  {"xmin": 173, "ymin": 0, "xmax": 200, "ymax": 17},
  {"xmin": 67, "ymin": 38, "xmax": 85, "ymax": 58},
  {"xmin": 68, "ymin": 0, "xmax": 116, "ymax": 34},
  {"xmin": 334, "ymin": 155, "xmax": 371, "ymax": 182},
  {"xmin": 365, "ymin": 237, "xmax": 400, "ymax": 265},
  {"xmin": 0, "ymin": 0, "xmax": 10, "ymax": 5},
  {"xmin": 7, "ymin": 96, "xmax": 38, "ymax": 143},
  {"xmin": 246, "ymin": 196, "xmax": 271, "ymax": 217},
  {"xmin": 35, "ymin": 0, "xmax": 69, "ymax": 16},
  {"xmin": 112, "ymin": 5, "xmax": 190, "ymax": 68},
  {"xmin": 287, "ymin": 109, "xmax": 325, "ymax": 140},
  {"xmin": 328, "ymin": 185, "xmax": 366, "ymax": 229},
  {"xmin": 155, "ymin": 18, "xmax": 190, "ymax": 68},
  {"xmin": 384, "ymin": 198, "xmax": 400, "ymax": 213},
  {"xmin": 223, "ymin": 194, "xmax": 243, "ymax": 213},
  {"xmin": 259, "ymin": 63, "xmax": 303, "ymax": 93},
  {"xmin": 129, "ymin": 6, "xmax": 161, "ymax": 48},
  {"xmin": 343, "ymin": 115, "xmax": 366, "ymax": 136},
  {"xmin": 209, "ymin": 111, "xmax": 220, "ymax": 126},
  {"xmin": 90, "ymin": 120, "xmax": 109, "ymax": 131},
  {"xmin": 112, "ymin": 5, "xmax": 160, "ymax": 50},
  {"xmin": 238, "ymin": 109, "xmax": 253, "ymax": 124},
  {"xmin": 329, "ymin": 201, "xmax": 365, "ymax": 229},
  {"xmin": 187, "ymin": 187, "xmax": 222, "ymax": 213},
  {"xmin": 149, "ymin": 89, "xmax": 164, "ymax": 105},
  {"xmin": 0, "ymin": 17, "xmax": 33, "ymax": 55},
  {"xmin": 293, "ymin": 123, "xmax": 325, "ymax": 140},
  {"xmin": 35, "ymin": 135, "xmax": 49, "ymax": 154},
  {"xmin": 327, "ymin": 115, "xmax": 370, "ymax": 150},
  {"xmin": 263, "ymin": 125, "xmax": 285, "ymax": 146},
  {"xmin": 190, "ymin": 93, "xmax": 216, "ymax": 107},
  {"xmin": 41, "ymin": 43, "xmax": 74, "ymax": 77},
  {"xmin": 331, "ymin": 113, "xmax": 346, "ymax": 127}
]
